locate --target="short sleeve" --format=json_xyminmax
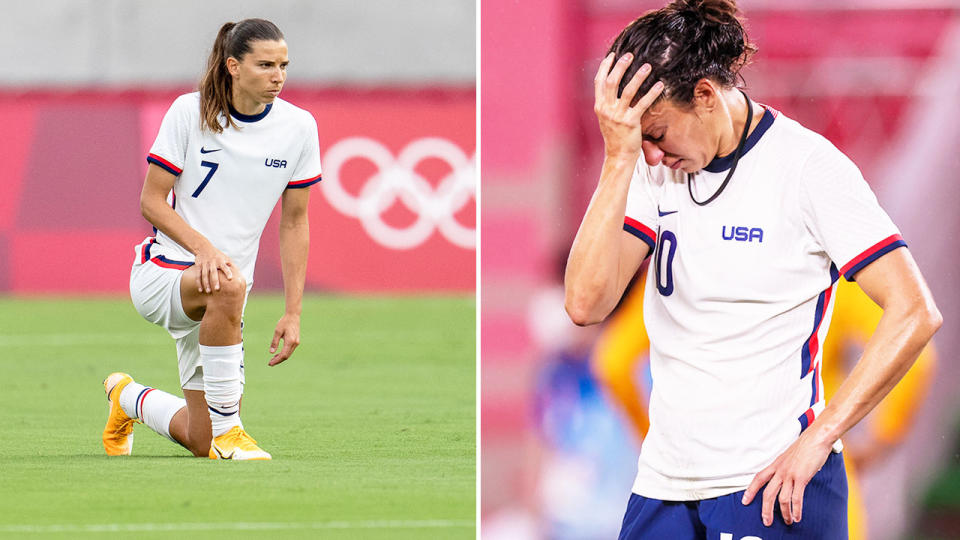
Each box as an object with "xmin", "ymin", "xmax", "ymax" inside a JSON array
[
  {"xmin": 799, "ymin": 140, "xmax": 906, "ymax": 281},
  {"xmin": 287, "ymin": 112, "xmax": 323, "ymax": 189},
  {"xmin": 146, "ymin": 95, "xmax": 193, "ymax": 176},
  {"xmin": 623, "ymin": 160, "xmax": 659, "ymax": 251}
]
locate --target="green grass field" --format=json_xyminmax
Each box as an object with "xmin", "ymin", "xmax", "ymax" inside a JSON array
[{"xmin": 0, "ymin": 294, "xmax": 475, "ymax": 539}]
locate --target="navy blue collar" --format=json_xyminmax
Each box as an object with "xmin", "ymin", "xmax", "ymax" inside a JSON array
[
  {"xmin": 229, "ymin": 102, "xmax": 272, "ymax": 123},
  {"xmin": 702, "ymin": 106, "xmax": 775, "ymax": 173}
]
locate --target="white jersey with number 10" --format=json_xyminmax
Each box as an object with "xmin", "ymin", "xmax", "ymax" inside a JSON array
[{"xmin": 622, "ymin": 106, "xmax": 905, "ymax": 501}]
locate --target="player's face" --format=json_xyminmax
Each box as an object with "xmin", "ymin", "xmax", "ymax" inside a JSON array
[
  {"xmin": 639, "ymin": 99, "xmax": 720, "ymax": 173},
  {"xmin": 232, "ymin": 40, "xmax": 289, "ymax": 105}
]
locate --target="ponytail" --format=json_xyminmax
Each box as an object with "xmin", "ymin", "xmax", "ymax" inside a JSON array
[
  {"xmin": 198, "ymin": 19, "xmax": 284, "ymax": 133},
  {"xmin": 199, "ymin": 22, "xmax": 237, "ymax": 133}
]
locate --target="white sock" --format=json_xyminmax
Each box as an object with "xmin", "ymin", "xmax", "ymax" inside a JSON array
[
  {"xmin": 118, "ymin": 382, "xmax": 146, "ymax": 418},
  {"xmin": 118, "ymin": 383, "xmax": 185, "ymax": 443},
  {"xmin": 200, "ymin": 343, "xmax": 244, "ymax": 437}
]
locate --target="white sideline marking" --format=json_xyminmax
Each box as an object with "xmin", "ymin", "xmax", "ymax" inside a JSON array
[{"xmin": 0, "ymin": 520, "xmax": 474, "ymax": 533}]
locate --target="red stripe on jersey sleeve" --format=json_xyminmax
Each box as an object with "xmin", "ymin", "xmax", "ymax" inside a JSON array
[
  {"xmin": 287, "ymin": 173, "xmax": 322, "ymax": 189},
  {"xmin": 839, "ymin": 234, "xmax": 905, "ymax": 277},
  {"xmin": 147, "ymin": 153, "xmax": 183, "ymax": 175},
  {"xmin": 624, "ymin": 217, "xmax": 657, "ymax": 247}
]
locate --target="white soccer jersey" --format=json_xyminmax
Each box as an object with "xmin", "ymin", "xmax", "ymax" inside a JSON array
[
  {"xmin": 138, "ymin": 92, "xmax": 322, "ymax": 284},
  {"xmin": 622, "ymin": 106, "xmax": 905, "ymax": 501}
]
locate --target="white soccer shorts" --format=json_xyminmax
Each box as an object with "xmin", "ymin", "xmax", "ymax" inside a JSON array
[{"xmin": 129, "ymin": 251, "xmax": 206, "ymax": 390}]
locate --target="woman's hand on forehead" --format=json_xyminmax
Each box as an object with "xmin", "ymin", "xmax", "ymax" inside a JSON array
[{"xmin": 594, "ymin": 52, "xmax": 664, "ymax": 161}]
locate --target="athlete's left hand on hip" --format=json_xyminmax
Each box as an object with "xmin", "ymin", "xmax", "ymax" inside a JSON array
[{"xmin": 741, "ymin": 433, "xmax": 833, "ymax": 527}]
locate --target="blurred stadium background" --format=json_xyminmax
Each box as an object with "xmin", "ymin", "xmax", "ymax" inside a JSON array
[
  {"xmin": 0, "ymin": 0, "xmax": 475, "ymax": 536},
  {"xmin": 481, "ymin": 1, "xmax": 960, "ymax": 539},
  {"xmin": 0, "ymin": 0, "xmax": 475, "ymax": 293}
]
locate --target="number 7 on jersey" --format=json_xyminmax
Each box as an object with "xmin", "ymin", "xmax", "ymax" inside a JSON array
[{"xmin": 192, "ymin": 161, "xmax": 219, "ymax": 198}]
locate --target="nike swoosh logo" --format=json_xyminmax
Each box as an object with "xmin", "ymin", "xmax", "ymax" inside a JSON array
[
  {"xmin": 200, "ymin": 147, "xmax": 221, "ymax": 154},
  {"xmin": 214, "ymin": 444, "xmax": 234, "ymax": 459},
  {"xmin": 658, "ymin": 209, "xmax": 678, "ymax": 217}
]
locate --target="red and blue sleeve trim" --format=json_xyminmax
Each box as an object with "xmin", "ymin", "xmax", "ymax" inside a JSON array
[
  {"xmin": 147, "ymin": 154, "xmax": 183, "ymax": 176},
  {"xmin": 150, "ymin": 255, "xmax": 194, "ymax": 270},
  {"xmin": 839, "ymin": 234, "xmax": 906, "ymax": 281},
  {"xmin": 286, "ymin": 173, "xmax": 322, "ymax": 189},
  {"xmin": 623, "ymin": 217, "xmax": 657, "ymax": 251}
]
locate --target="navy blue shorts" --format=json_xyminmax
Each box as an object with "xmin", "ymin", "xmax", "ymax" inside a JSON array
[{"xmin": 619, "ymin": 451, "xmax": 848, "ymax": 540}]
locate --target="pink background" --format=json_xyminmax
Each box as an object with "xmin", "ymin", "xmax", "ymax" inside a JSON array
[
  {"xmin": 0, "ymin": 88, "xmax": 475, "ymax": 293},
  {"xmin": 481, "ymin": 3, "xmax": 960, "ymax": 538}
]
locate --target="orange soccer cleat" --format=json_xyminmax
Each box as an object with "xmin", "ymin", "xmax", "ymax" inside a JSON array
[
  {"xmin": 102, "ymin": 372, "xmax": 138, "ymax": 456},
  {"xmin": 209, "ymin": 425, "xmax": 272, "ymax": 461}
]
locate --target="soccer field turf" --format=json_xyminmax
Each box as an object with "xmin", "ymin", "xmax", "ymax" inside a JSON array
[{"xmin": 0, "ymin": 294, "xmax": 475, "ymax": 539}]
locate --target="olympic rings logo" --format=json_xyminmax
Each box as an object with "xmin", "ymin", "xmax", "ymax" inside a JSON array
[{"xmin": 321, "ymin": 137, "xmax": 476, "ymax": 250}]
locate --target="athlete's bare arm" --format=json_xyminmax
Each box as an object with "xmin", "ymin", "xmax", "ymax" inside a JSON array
[
  {"xmin": 140, "ymin": 163, "xmax": 236, "ymax": 294},
  {"xmin": 268, "ymin": 186, "xmax": 310, "ymax": 366},
  {"xmin": 742, "ymin": 247, "xmax": 941, "ymax": 527},
  {"xmin": 565, "ymin": 53, "xmax": 662, "ymax": 325}
]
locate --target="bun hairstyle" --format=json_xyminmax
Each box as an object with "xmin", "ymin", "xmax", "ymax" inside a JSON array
[
  {"xmin": 199, "ymin": 18, "xmax": 284, "ymax": 133},
  {"xmin": 608, "ymin": 0, "xmax": 756, "ymax": 106}
]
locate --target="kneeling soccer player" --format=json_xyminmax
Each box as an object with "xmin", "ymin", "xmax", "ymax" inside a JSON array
[{"xmin": 103, "ymin": 18, "xmax": 322, "ymax": 460}]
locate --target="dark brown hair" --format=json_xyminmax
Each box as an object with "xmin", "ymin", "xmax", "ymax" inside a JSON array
[
  {"xmin": 199, "ymin": 18, "xmax": 284, "ymax": 132},
  {"xmin": 607, "ymin": 0, "xmax": 756, "ymax": 106}
]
